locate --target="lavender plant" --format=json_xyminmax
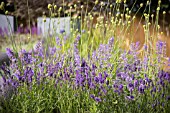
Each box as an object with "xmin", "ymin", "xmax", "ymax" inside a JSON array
[{"xmin": 0, "ymin": 35, "xmax": 169, "ymax": 113}]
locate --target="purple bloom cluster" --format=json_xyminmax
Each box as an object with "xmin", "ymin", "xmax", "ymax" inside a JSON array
[
  {"xmin": 0, "ymin": 36, "xmax": 170, "ymax": 112},
  {"xmin": 16, "ymin": 25, "xmax": 38, "ymax": 35},
  {"xmin": 6, "ymin": 48, "xmax": 14, "ymax": 58},
  {"xmin": 60, "ymin": 29, "xmax": 65, "ymax": 34}
]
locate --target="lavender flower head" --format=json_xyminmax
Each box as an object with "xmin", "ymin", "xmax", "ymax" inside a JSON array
[
  {"xmin": 95, "ymin": 97, "xmax": 102, "ymax": 102},
  {"xmin": 126, "ymin": 95, "xmax": 135, "ymax": 100},
  {"xmin": 108, "ymin": 37, "xmax": 114, "ymax": 46},
  {"xmin": 60, "ymin": 29, "xmax": 65, "ymax": 34},
  {"xmin": 6, "ymin": 48, "xmax": 14, "ymax": 58},
  {"xmin": 49, "ymin": 47, "xmax": 57, "ymax": 55}
]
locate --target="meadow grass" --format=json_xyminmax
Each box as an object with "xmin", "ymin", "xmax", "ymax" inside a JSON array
[{"xmin": 0, "ymin": 0, "xmax": 170, "ymax": 113}]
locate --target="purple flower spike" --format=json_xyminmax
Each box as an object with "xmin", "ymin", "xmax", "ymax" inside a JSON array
[
  {"xmin": 6, "ymin": 48, "xmax": 14, "ymax": 58},
  {"xmin": 127, "ymin": 83, "xmax": 134, "ymax": 92},
  {"xmin": 108, "ymin": 37, "xmax": 114, "ymax": 46},
  {"xmin": 95, "ymin": 97, "xmax": 102, "ymax": 102},
  {"xmin": 119, "ymin": 84, "xmax": 123, "ymax": 91},
  {"xmin": 138, "ymin": 84, "xmax": 145, "ymax": 94},
  {"xmin": 82, "ymin": 29, "xmax": 86, "ymax": 33},
  {"xmin": 165, "ymin": 73, "xmax": 170, "ymax": 80},
  {"xmin": 31, "ymin": 25, "xmax": 37, "ymax": 35},
  {"xmin": 126, "ymin": 95, "xmax": 135, "ymax": 100},
  {"xmin": 94, "ymin": 76, "xmax": 99, "ymax": 83},
  {"xmin": 116, "ymin": 72, "xmax": 122, "ymax": 78},
  {"xmin": 126, "ymin": 76, "xmax": 132, "ymax": 83},
  {"xmin": 98, "ymin": 73, "xmax": 104, "ymax": 84},
  {"xmin": 89, "ymin": 82, "xmax": 96, "ymax": 89},
  {"xmin": 104, "ymin": 71, "xmax": 108, "ymax": 79},
  {"xmin": 60, "ymin": 29, "xmax": 65, "ymax": 34},
  {"xmin": 128, "ymin": 83, "xmax": 134, "ymax": 88},
  {"xmin": 92, "ymin": 64, "xmax": 97, "ymax": 70},
  {"xmin": 2, "ymin": 76, "xmax": 6, "ymax": 83},
  {"xmin": 166, "ymin": 96, "xmax": 170, "ymax": 101},
  {"xmin": 113, "ymin": 83, "xmax": 118, "ymax": 89},
  {"xmin": 153, "ymin": 87, "xmax": 156, "ymax": 93},
  {"xmin": 56, "ymin": 37, "xmax": 61, "ymax": 46},
  {"xmin": 159, "ymin": 80, "xmax": 165, "ymax": 87},
  {"xmin": 14, "ymin": 70, "xmax": 22, "ymax": 81},
  {"xmin": 162, "ymin": 93, "xmax": 165, "ymax": 98},
  {"xmin": 90, "ymin": 94, "xmax": 95, "ymax": 99},
  {"xmin": 81, "ymin": 59, "xmax": 88, "ymax": 68},
  {"xmin": 106, "ymin": 80, "xmax": 109, "ymax": 86},
  {"xmin": 132, "ymin": 74, "xmax": 135, "ymax": 80},
  {"xmin": 49, "ymin": 47, "xmax": 57, "ymax": 55}
]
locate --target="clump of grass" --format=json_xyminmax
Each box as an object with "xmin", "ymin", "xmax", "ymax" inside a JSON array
[{"xmin": 0, "ymin": 34, "xmax": 41, "ymax": 52}]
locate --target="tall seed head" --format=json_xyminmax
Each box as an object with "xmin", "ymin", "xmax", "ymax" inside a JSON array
[
  {"xmin": 163, "ymin": 11, "xmax": 166, "ymax": 15},
  {"xmin": 48, "ymin": 4, "xmax": 52, "ymax": 10},
  {"xmin": 151, "ymin": 14, "xmax": 154, "ymax": 18},
  {"xmin": 158, "ymin": 0, "xmax": 161, "ymax": 4},
  {"xmin": 140, "ymin": 3, "xmax": 143, "ymax": 7},
  {"xmin": 54, "ymin": 5, "xmax": 57, "ymax": 10},
  {"xmin": 95, "ymin": 0, "xmax": 98, "ymax": 5},
  {"xmin": 101, "ymin": 2, "xmax": 104, "ymax": 6},
  {"xmin": 5, "ymin": 10, "xmax": 8, "ymax": 15},
  {"xmin": 157, "ymin": 7, "xmax": 160, "ymax": 11},
  {"xmin": 74, "ymin": 4, "xmax": 77, "ymax": 8},
  {"xmin": 0, "ymin": 2, "xmax": 5, "ymax": 10},
  {"xmin": 59, "ymin": 7, "xmax": 62, "ymax": 12},
  {"xmin": 126, "ymin": 8, "xmax": 129, "ymax": 11},
  {"xmin": 157, "ymin": 25, "xmax": 160, "ymax": 29}
]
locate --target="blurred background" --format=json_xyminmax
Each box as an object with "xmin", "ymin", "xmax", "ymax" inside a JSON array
[{"xmin": 0, "ymin": 0, "xmax": 170, "ymax": 32}]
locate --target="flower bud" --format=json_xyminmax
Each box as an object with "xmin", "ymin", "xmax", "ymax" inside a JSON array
[
  {"xmin": 163, "ymin": 11, "xmax": 166, "ymax": 15},
  {"xmin": 1, "ymin": 2, "xmax": 4, "ymax": 7},
  {"xmin": 157, "ymin": 25, "xmax": 160, "ymax": 29},
  {"xmin": 151, "ymin": 14, "xmax": 154, "ymax": 18},
  {"xmin": 43, "ymin": 18, "xmax": 46, "ymax": 22},
  {"xmin": 5, "ymin": 11, "xmax": 8, "ymax": 15},
  {"xmin": 0, "ymin": 2, "xmax": 4, "ymax": 10},
  {"xmin": 95, "ymin": 0, "xmax": 98, "ymax": 5},
  {"xmin": 48, "ymin": 4, "xmax": 52, "ymax": 9},
  {"xmin": 158, "ymin": 0, "xmax": 161, "ymax": 4},
  {"xmin": 59, "ymin": 7, "xmax": 62, "ymax": 12},
  {"xmin": 54, "ymin": 5, "xmax": 57, "ymax": 9},
  {"xmin": 74, "ymin": 4, "xmax": 77, "ymax": 8},
  {"xmin": 140, "ymin": 3, "xmax": 143, "ymax": 7},
  {"xmin": 101, "ymin": 2, "xmax": 104, "ymax": 6}
]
